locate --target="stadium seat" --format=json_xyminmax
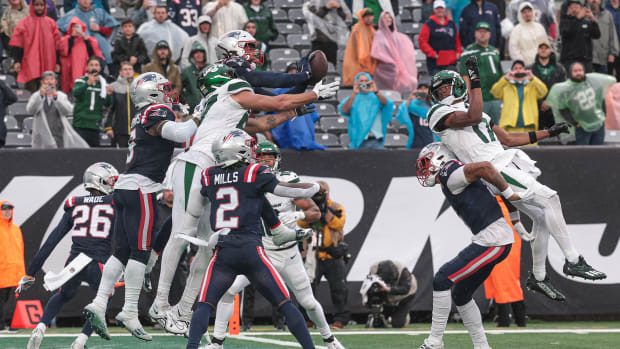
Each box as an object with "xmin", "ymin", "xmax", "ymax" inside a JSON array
[
  {"xmin": 415, "ymin": 49, "xmax": 425, "ymax": 62},
  {"xmin": 381, "ymin": 90, "xmax": 403, "ymax": 104},
  {"xmin": 388, "ymin": 119, "xmax": 401, "ymax": 133},
  {"xmin": 21, "ymin": 116, "xmax": 33, "ymax": 134},
  {"xmin": 605, "ymin": 130, "xmax": 620, "ymax": 144},
  {"xmin": 337, "ymin": 89, "xmax": 353, "ymax": 102},
  {"xmin": 302, "ymin": 23, "xmax": 309, "ymax": 34},
  {"xmin": 269, "ymin": 48, "xmax": 301, "ymax": 62},
  {"xmin": 1, "ymin": 74, "xmax": 16, "ymax": 88},
  {"xmin": 417, "ymin": 61, "xmax": 428, "ymax": 74},
  {"xmin": 100, "ymin": 132, "xmax": 112, "ymax": 147},
  {"xmin": 315, "ymin": 133, "xmax": 340, "ymax": 147},
  {"xmin": 276, "ymin": 22, "xmax": 302, "ymax": 35},
  {"xmin": 537, "ymin": 136, "xmax": 560, "ymax": 145},
  {"xmin": 339, "ymin": 133, "xmax": 350, "ymax": 148},
  {"xmin": 500, "ymin": 60, "xmax": 512, "ymax": 73},
  {"xmin": 272, "ymin": 8, "xmax": 288, "ymax": 22},
  {"xmin": 413, "ymin": 34, "xmax": 420, "ymax": 49},
  {"xmin": 325, "ymin": 73, "xmax": 342, "ymax": 84},
  {"xmin": 8, "ymin": 102, "xmax": 29, "ymax": 117},
  {"xmin": 320, "ymin": 116, "xmax": 348, "ymax": 134},
  {"xmin": 4, "ymin": 132, "xmax": 31, "ymax": 147},
  {"xmin": 109, "ymin": 7, "xmax": 125, "ymax": 20},
  {"xmin": 287, "ymin": 34, "xmax": 311, "ymax": 51},
  {"xmin": 400, "ymin": 9, "xmax": 412, "ymax": 22},
  {"xmin": 4, "ymin": 115, "xmax": 19, "ymax": 131},
  {"xmin": 275, "ymin": 0, "xmax": 303, "ymax": 9},
  {"xmin": 315, "ymin": 103, "xmax": 338, "ymax": 116},
  {"xmin": 399, "ymin": 0, "xmax": 422, "ymax": 9},
  {"xmin": 270, "ymin": 59, "xmax": 297, "ymax": 72},
  {"xmin": 400, "ymin": 22, "xmax": 422, "ymax": 36},
  {"xmin": 384, "ymin": 133, "xmax": 408, "ymax": 148},
  {"xmin": 327, "ymin": 62, "xmax": 337, "ymax": 73},
  {"xmin": 412, "ymin": 8, "xmax": 422, "ymax": 22},
  {"xmin": 269, "ymin": 34, "xmax": 288, "ymax": 48},
  {"xmin": 288, "ymin": 8, "xmax": 306, "ymax": 24},
  {"xmin": 15, "ymin": 89, "xmax": 31, "ymax": 102}
]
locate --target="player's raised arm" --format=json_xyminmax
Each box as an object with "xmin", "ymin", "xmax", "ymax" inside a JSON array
[
  {"xmin": 492, "ymin": 122, "xmax": 569, "ymax": 147},
  {"xmin": 272, "ymin": 181, "xmax": 321, "ymax": 198},
  {"xmin": 462, "ymin": 162, "xmax": 520, "ymax": 202},
  {"xmin": 232, "ymin": 80, "xmax": 338, "ymax": 112},
  {"xmin": 245, "ymin": 105, "xmax": 317, "ymax": 133},
  {"xmin": 443, "ymin": 56, "xmax": 484, "ymax": 129}
]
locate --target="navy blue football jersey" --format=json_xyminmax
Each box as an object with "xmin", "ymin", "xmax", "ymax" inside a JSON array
[
  {"xmin": 168, "ymin": 0, "xmax": 201, "ymax": 36},
  {"xmin": 438, "ymin": 161, "xmax": 504, "ymax": 235},
  {"xmin": 200, "ymin": 163, "xmax": 279, "ymax": 245},
  {"xmin": 125, "ymin": 104, "xmax": 176, "ymax": 183},
  {"xmin": 26, "ymin": 195, "xmax": 115, "ymax": 276}
]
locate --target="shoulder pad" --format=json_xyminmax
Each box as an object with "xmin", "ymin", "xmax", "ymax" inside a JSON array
[
  {"xmin": 225, "ymin": 79, "xmax": 252, "ymax": 94},
  {"xmin": 427, "ymin": 104, "xmax": 454, "ymax": 131},
  {"xmin": 277, "ymin": 170, "xmax": 300, "ymax": 183},
  {"xmin": 140, "ymin": 103, "xmax": 175, "ymax": 125},
  {"xmin": 64, "ymin": 196, "xmax": 77, "ymax": 210}
]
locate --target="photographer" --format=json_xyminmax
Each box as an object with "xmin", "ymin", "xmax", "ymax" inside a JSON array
[
  {"xmin": 362, "ymin": 260, "xmax": 417, "ymax": 328},
  {"xmin": 300, "ymin": 181, "xmax": 350, "ymax": 329},
  {"xmin": 72, "ymin": 57, "xmax": 113, "ymax": 147},
  {"xmin": 338, "ymin": 72, "xmax": 394, "ymax": 149}
]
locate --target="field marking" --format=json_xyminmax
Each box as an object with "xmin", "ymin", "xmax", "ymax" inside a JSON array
[{"xmin": 234, "ymin": 334, "xmax": 328, "ymax": 348}]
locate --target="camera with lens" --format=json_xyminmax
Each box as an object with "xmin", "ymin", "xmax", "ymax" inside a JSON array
[
  {"xmin": 360, "ymin": 275, "xmax": 389, "ymax": 328},
  {"xmin": 358, "ymin": 82, "xmax": 369, "ymax": 90},
  {"xmin": 311, "ymin": 191, "xmax": 342, "ymax": 224}
]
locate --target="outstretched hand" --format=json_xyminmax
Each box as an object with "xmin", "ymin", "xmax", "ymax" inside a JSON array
[{"xmin": 548, "ymin": 122, "xmax": 570, "ymax": 137}]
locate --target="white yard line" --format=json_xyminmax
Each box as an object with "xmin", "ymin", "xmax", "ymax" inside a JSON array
[{"xmin": 234, "ymin": 334, "xmax": 328, "ymax": 348}]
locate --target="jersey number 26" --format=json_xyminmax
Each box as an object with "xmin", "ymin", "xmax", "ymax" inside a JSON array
[{"xmin": 72, "ymin": 204, "xmax": 114, "ymax": 239}]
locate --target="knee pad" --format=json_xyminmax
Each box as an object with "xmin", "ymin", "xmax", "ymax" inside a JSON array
[
  {"xmin": 113, "ymin": 248, "xmax": 130, "ymax": 265},
  {"xmin": 129, "ymin": 249, "xmax": 151, "ymax": 264},
  {"xmin": 433, "ymin": 271, "xmax": 452, "ymax": 291}
]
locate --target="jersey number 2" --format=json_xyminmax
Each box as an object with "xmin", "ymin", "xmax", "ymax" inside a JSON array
[
  {"xmin": 215, "ymin": 187, "xmax": 239, "ymax": 229},
  {"xmin": 72, "ymin": 204, "xmax": 114, "ymax": 239}
]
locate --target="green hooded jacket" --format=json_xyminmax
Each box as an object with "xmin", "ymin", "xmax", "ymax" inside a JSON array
[
  {"xmin": 181, "ymin": 41, "xmax": 207, "ymax": 113},
  {"xmin": 243, "ymin": 2, "xmax": 278, "ymax": 43}
]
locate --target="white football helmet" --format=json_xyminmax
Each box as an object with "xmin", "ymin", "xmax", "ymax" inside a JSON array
[
  {"xmin": 130, "ymin": 72, "xmax": 179, "ymax": 109},
  {"xmin": 216, "ymin": 30, "xmax": 264, "ymax": 67},
  {"xmin": 212, "ymin": 129, "xmax": 258, "ymax": 168},
  {"xmin": 415, "ymin": 142, "xmax": 456, "ymax": 187},
  {"xmin": 83, "ymin": 162, "xmax": 119, "ymax": 194}
]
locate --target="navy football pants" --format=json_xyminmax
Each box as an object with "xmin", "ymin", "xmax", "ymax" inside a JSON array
[{"xmin": 112, "ymin": 189, "xmax": 158, "ymax": 264}]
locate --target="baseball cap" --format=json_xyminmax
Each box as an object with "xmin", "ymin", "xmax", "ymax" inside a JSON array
[
  {"xmin": 434, "ymin": 0, "xmax": 446, "ymax": 9},
  {"xmin": 512, "ymin": 59, "xmax": 525, "ymax": 69},
  {"xmin": 475, "ymin": 22, "xmax": 491, "ymax": 31},
  {"xmin": 567, "ymin": 0, "xmax": 582, "ymax": 5},
  {"xmin": 538, "ymin": 40, "xmax": 551, "ymax": 48},
  {"xmin": 198, "ymin": 15, "xmax": 212, "ymax": 25},
  {"xmin": 156, "ymin": 40, "xmax": 170, "ymax": 49},
  {"xmin": 1, "ymin": 202, "xmax": 14, "ymax": 209}
]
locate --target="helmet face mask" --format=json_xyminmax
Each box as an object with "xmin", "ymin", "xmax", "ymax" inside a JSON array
[
  {"xmin": 130, "ymin": 72, "xmax": 178, "ymax": 108},
  {"xmin": 217, "ymin": 30, "xmax": 264, "ymax": 69},
  {"xmin": 83, "ymin": 162, "xmax": 119, "ymax": 195},
  {"xmin": 158, "ymin": 81, "xmax": 179, "ymax": 104},
  {"xmin": 430, "ymin": 70, "xmax": 467, "ymax": 105},
  {"xmin": 256, "ymin": 141, "xmax": 281, "ymax": 171},
  {"xmin": 415, "ymin": 142, "xmax": 455, "ymax": 187}
]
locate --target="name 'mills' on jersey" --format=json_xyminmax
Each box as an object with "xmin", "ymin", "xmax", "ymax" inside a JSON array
[
  {"xmin": 125, "ymin": 104, "xmax": 176, "ymax": 183},
  {"xmin": 200, "ymin": 163, "xmax": 280, "ymax": 245},
  {"xmin": 427, "ymin": 101, "xmax": 505, "ymax": 163},
  {"xmin": 26, "ymin": 195, "xmax": 114, "ymax": 276}
]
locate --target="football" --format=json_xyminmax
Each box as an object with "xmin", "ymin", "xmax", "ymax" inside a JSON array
[{"xmin": 309, "ymin": 50, "xmax": 328, "ymax": 84}]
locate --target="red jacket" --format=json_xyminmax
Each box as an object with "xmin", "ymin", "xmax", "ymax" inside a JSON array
[
  {"xmin": 418, "ymin": 15, "xmax": 462, "ymax": 66},
  {"xmin": 58, "ymin": 17, "xmax": 104, "ymax": 93},
  {"xmin": 0, "ymin": 201, "xmax": 25, "ymax": 289}
]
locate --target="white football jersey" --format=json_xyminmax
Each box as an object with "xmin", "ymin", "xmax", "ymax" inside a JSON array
[
  {"xmin": 262, "ymin": 170, "xmax": 302, "ymax": 250},
  {"xmin": 427, "ymin": 101, "xmax": 505, "ymax": 163}
]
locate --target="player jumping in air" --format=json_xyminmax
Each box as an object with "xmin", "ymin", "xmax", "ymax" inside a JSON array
[
  {"xmin": 17, "ymin": 163, "xmax": 118, "ymax": 349},
  {"xmin": 185, "ymin": 129, "xmax": 321, "ymax": 349},
  {"xmin": 204, "ymin": 141, "xmax": 345, "ymax": 349},
  {"xmin": 416, "ymin": 142, "xmax": 518, "ymax": 349},
  {"xmin": 425, "ymin": 57, "xmax": 606, "ymax": 302}
]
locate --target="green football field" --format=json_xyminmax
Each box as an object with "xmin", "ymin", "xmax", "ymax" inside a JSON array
[{"xmin": 2, "ymin": 321, "xmax": 620, "ymax": 349}]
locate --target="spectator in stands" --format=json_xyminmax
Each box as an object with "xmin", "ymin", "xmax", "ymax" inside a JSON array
[
  {"xmin": 421, "ymin": 0, "xmax": 433, "ymax": 22},
  {"xmin": 244, "ymin": 21, "xmax": 269, "ymax": 71},
  {"xmin": 0, "ymin": 0, "xmax": 29, "ymax": 61},
  {"xmin": 419, "ymin": 1, "xmax": 461, "ymax": 76},
  {"xmin": 589, "ymin": 0, "xmax": 619, "ymax": 74},
  {"xmin": 343, "ymin": 8, "xmax": 376, "ymax": 85},
  {"xmin": 299, "ymin": 181, "xmax": 350, "ymax": 329},
  {"xmin": 58, "ymin": 17, "xmax": 104, "ymax": 93},
  {"xmin": 243, "ymin": 0, "xmax": 277, "ymax": 45},
  {"xmin": 130, "ymin": 0, "xmax": 154, "ymax": 28},
  {"xmin": 167, "ymin": 0, "xmax": 201, "ymax": 36},
  {"xmin": 203, "ymin": 0, "xmax": 248, "ymax": 40},
  {"xmin": 267, "ymin": 63, "xmax": 325, "ymax": 150},
  {"xmin": 0, "ymin": 80, "xmax": 17, "ymax": 148},
  {"xmin": 26, "ymin": 0, "xmax": 57, "ymax": 20},
  {"xmin": 303, "ymin": 0, "xmax": 352, "ymax": 67},
  {"xmin": 560, "ymin": 0, "xmax": 600, "ymax": 73},
  {"xmin": 136, "ymin": 3, "xmax": 190, "ymax": 62},
  {"xmin": 181, "ymin": 42, "xmax": 207, "ymax": 113},
  {"xmin": 181, "ymin": 15, "xmax": 217, "ymax": 69},
  {"xmin": 0, "ymin": 201, "xmax": 25, "ymax": 333},
  {"xmin": 509, "ymin": 2, "xmax": 548, "ymax": 66},
  {"xmin": 57, "ymin": 0, "xmax": 119, "ymax": 66},
  {"xmin": 72, "ymin": 57, "xmax": 112, "ymax": 147},
  {"xmin": 142, "ymin": 40, "xmax": 183, "ymax": 96},
  {"xmin": 111, "ymin": 18, "xmax": 149, "ymax": 76},
  {"xmin": 371, "ymin": 11, "xmax": 418, "ymax": 96},
  {"xmin": 366, "ymin": 260, "xmax": 418, "ymax": 328},
  {"xmin": 506, "ymin": 0, "xmax": 557, "ymax": 39},
  {"xmin": 606, "ymin": 0, "xmax": 620, "ymax": 79},
  {"xmin": 356, "ymin": 0, "xmax": 396, "ymax": 24},
  {"xmin": 63, "ymin": 0, "xmax": 110, "ymax": 12},
  {"xmin": 529, "ymin": 40, "xmax": 567, "ymax": 130},
  {"xmin": 402, "ymin": 83, "xmax": 436, "ymax": 148},
  {"xmin": 460, "ymin": 22, "xmax": 504, "ymax": 124},
  {"xmin": 8, "ymin": 0, "xmax": 60, "ymax": 93},
  {"xmin": 459, "ymin": 0, "xmax": 502, "ymax": 49},
  {"xmin": 339, "ymin": 72, "xmax": 395, "ymax": 149},
  {"xmin": 491, "ymin": 60, "xmax": 548, "ymax": 133},
  {"xmin": 545, "ymin": 62, "xmax": 615, "ymax": 145},
  {"xmin": 104, "ymin": 62, "xmax": 137, "ymax": 148},
  {"xmin": 27, "ymin": 71, "xmax": 88, "ymax": 148}
]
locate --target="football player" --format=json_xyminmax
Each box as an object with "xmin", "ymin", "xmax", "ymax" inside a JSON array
[
  {"xmin": 425, "ymin": 57, "xmax": 606, "ymax": 302},
  {"xmin": 17, "ymin": 163, "xmax": 118, "ymax": 349},
  {"xmin": 205, "ymin": 141, "xmax": 345, "ymax": 349},
  {"xmin": 83, "ymin": 72, "xmax": 202, "ymax": 341},
  {"xmin": 416, "ymin": 142, "xmax": 517, "ymax": 349},
  {"xmin": 186, "ymin": 129, "xmax": 321, "ymax": 349}
]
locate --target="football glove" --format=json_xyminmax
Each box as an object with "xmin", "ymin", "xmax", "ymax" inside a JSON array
[
  {"xmin": 293, "ymin": 104, "xmax": 316, "ymax": 117},
  {"xmin": 465, "ymin": 56, "xmax": 481, "ymax": 82},
  {"xmin": 312, "ymin": 80, "xmax": 339, "ymax": 100},
  {"xmin": 15, "ymin": 276, "xmax": 35, "ymax": 294},
  {"xmin": 513, "ymin": 221, "xmax": 535, "ymax": 242},
  {"xmin": 297, "ymin": 52, "xmax": 314, "ymax": 81},
  {"xmin": 548, "ymin": 122, "xmax": 570, "ymax": 137}
]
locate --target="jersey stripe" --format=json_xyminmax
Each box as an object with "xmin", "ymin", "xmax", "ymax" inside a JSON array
[
  {"xmin": 140, "ymin": 103, "xmax": 174, "ymax": 124},
  {"xmin": 244, "ymin": 164, "xmax": 259, "ymax": 183},
  {"xmin": 256, "ymin": 246, "xmax": 289, "ymax": 299},
  {"xmin": 199, "ymin": 248, "xmax": 219, "ymax": 303},
  {"xmin": 448, "ymin": 246, "xmax": 505, "ymax": 283},
  {"xmin": 201, "ymin": 167, "xmax": 211, "ymax": 187}
]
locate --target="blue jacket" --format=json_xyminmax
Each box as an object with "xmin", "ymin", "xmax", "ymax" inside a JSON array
[{"xmin": 459, "ymin": 0, "xmax": 503, "ymax": 49}]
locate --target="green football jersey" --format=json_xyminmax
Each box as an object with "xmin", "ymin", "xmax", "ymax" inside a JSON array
[{"xmin": 460, "ymin": 43, "xmax": 503, "ymax": 101}]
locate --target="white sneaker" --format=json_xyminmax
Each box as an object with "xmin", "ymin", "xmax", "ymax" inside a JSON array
[
  {"xmin": 115, "ymin": 311, "xmax": 152, "ymax": 341},
  {"xmin": 419, "ymin": 338, "xmax": 444, "ymax": 349},
  {"xmin": 83, "ymin": 303, "xmax": 110, "ymax": 340},
  {"xmin": 27, "ymin": 327, "xmax": 44, "ymax": 349},
  {"xmin": 164, "ymin": 305, "xmax": 192, "ymax": 335},
  {"xmin": 325, "ymin": 336, "xmax": 345, "ymax": 349},
  {"xmin": 70, "ymin": 337, "xmax": 87, "ymax": 349},
  {"xmin": 200, "ymin": 342, "xmax": 223, "ymax": 349},
  {"xmin": 148, "ymin": 302, "xmax": 169, "ymax": 328}
]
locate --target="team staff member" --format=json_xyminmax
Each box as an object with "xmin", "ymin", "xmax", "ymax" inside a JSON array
[{"xmin": 0, "ymin": 201, "xmax": 25, "ymax": 332}]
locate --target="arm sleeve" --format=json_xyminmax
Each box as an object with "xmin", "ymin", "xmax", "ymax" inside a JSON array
[
  {"xmin": 418, "ymin": 24, "xmax": 436, "ymax": 57},
  {"xmin": 160, "ymin": 119, "xmax": 198, "ymax": 143},
  {"xmin": 26, "ymin": 211, "xmax": 73, "ymax": 276},
  {"xmin": 241, "ymin": 70, "xmax": 309, "ymax": 88},
  {"xmin": 445, "ymin": 164, "xmax": 470, "ymax": 195},
  {"xmin": 272, "ymin": 183, "xmax": 320, "ymax": 198},
  {"xmin": 98, "ymin": 26, "xmax": 113, "ymax": 37},
  {"xmin": 490, "ymin": 76, "xmax": 507, "ymax": 99},
  {"xmin": 111, "ymin": 39, "xmax": 127, "ymax": 63},
  {"xmin": 590, "ymin": 20, "xmax": 601, "ymax": 39},
  {"xmin": 72, "ymin": 78, "xmax": 88, "ymax": 97},
  {"xmin": 389, "ymin": 270, "xmax": 412, "ymax": 295},
  {"xmin": 260, "ymin": 196, "xmax": 281, "ymax": 229},
  {"xmin": 326, "ymin": 202, "xmax": 345, "ymax": 231},
  {"xmin": 26, "ymin": 91, "xmax": 43, "ymax": 114},
  {"xmin": 0, "ymin": 81, "xmax": 17, "ymax": 105},
  {"xmin": 255, "ymin": 166, "xmax": 281, "ymax": 193},
  {"xmin": 532, "ymin": 76, "xmax": 548, "ymax": 98}
]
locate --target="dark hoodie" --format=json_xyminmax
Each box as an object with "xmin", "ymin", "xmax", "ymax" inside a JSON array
[
  {"xmin": 111, "ymin": 31, "xmax": 149, "ymax": 73},
  {"xmin": 105, "ymin": 74, "xmax": 138, "ymax": 139},
  {"xmin": 181, "ymin": 41, "xmax": 206, "ymax": 113},
  {"xmin": 530, "ymin": 51, "xmax": 567, "ymax": 129},
  {"xmin": 141, "ymin": 45, "xmax": 182, "ymax": 96}
]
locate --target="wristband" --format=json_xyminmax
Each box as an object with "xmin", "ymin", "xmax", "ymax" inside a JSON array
[
  {"xmin": 501, "ymin": 186, "xmax": 515, "ymax": 199},
  {"xmin": 470, "ymin": 79, "xmax": 481, "ymax": 89},
  {"xmin": 528, "ymin": 131, "xmax": 537, "ymax": 144}
]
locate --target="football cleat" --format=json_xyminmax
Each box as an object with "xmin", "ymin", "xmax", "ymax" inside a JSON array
[
  {"xmin": 70, "ymin": 337, "xmax": 87, "ymax": 349},
  {"xmin": 419, "ymin": 338, "xmax": 444, "ymax": 349},
  {"xmin": 83, "ymin": 303, "xmax": 110, "ymax": 340},
  {"xmin": 148, "ymin": 303, "xmax": 168, "ymax": 328},
  {"xmin": 563, "ymin": 256, "xmax": 607, "ymax": 280},
  {"xmin": 200, "ymin": 343, "xmax": 223, "ymax": 349},
  {"xmin": 115, "ymin": 311, "xmax": 152, "ymax": 341},
  {"xmin": 324, "ymin": 335, "xmax": 346, "ymax": 349},
  {"xmin": 526, "ymin": 273, "xmax": 566, "ymax": 302},
  {"xmin": 27, "ymin": 327, "xmax": 44, "ymax": 349},
  {"xmin": 163, "ymin": 305, "xmax": 192, "ymax": 335}
]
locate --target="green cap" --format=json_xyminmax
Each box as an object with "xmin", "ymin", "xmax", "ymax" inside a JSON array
[{"xmin": 475, "ymin": 21, "xmax": 491, "ymax": 31}]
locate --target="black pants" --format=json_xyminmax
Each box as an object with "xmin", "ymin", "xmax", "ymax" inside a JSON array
[
  {"xmin": 0, "ymin": 287, "xmax": 16, "ymax": 329},
  {"xmin": 74, "ymin": 127, "xmax": 100, "ymax": 147},
  {"xmin": 112, "ymin": 134, "xmax": 130, "ymax": 148},
  {"xmin": 313, "ymin": 258, "xmax": 350, "ymax": 323},
  {"xmin": 384, "ymin": 294, "xmax": 416, "ymax": 328},
  {"xmin": 311, "ymin": 40, "xmax": 338, "ymax": 67}
]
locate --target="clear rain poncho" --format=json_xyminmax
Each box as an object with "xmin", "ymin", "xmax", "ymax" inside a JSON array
[{"xmin": 302, "ymin": 0, "xmax": 352, "ymax": 47}]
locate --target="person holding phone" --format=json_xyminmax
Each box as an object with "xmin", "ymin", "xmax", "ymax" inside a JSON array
[{"xmin": 490, "ymin": 60, "xmax": 548, "ymax": 133}]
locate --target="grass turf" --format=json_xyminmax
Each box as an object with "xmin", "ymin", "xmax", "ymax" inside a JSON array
[{"xmin": 2, "ymin": 321, "xmax": 620, "ymax": 349}]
